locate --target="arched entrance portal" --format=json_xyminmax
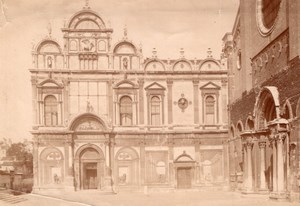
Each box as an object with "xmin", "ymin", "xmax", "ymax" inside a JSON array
[
  {"xmin": 79, "ymin": 147, "xmax": 104, "ymax": 190},
  {"xmin": 69, "ymin": 113, "xmax": 108, "ymax": 191}
]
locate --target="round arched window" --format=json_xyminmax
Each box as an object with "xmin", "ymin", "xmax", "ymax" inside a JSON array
[{"xmin": 256, "ymin": 0, "xmax": 282, "ymax": 35}]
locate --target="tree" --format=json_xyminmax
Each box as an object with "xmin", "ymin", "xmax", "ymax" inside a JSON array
[{"xmin": 6, "ymin": 141, "xmax": 33, "ymax": 175}]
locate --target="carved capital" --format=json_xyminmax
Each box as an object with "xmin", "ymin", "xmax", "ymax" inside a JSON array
[
  {"xmin": 258, "ymin": 141, "xmax": 267, "ymax": 149},
  {"xmin": 192, "ymin": 80, "xmax": 199, "ymax": 86},
  {"xmin": 166, "ymin": 79, "xmax": 173, "ymax": 85},
  {"xmin": 275, "ymin": 132, "xmax": 287, "ymax": 143},
  {"xmin": 245, "ymin": 142, "xmax": 253, "ymax": 149}
]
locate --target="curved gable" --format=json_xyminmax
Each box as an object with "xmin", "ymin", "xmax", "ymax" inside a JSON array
[
  {"xmin": 67, "ymin": 10, "xmax": 105, "ymax": 30},
  {"xmin": 113, "ymin": 42, "xmax": 137, "ymax": 54},
  {"xmin": 36, "ymin": 40, "xmax": 62, "ymax": 54},
  {"xmin": 199, "ymin": 59, "xmax": 221, "ymax": 70},
  {"xmin": 144, "ymin": 60, "xmax": 165, "ymax": 71},
  {"xmin": 173, "ymin": 60, "xmax": 192, "ymax": 71}
]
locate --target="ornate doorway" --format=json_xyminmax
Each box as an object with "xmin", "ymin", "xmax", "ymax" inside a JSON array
[{"xmin": 74, "ymin": 145, "xmax": 105, "ymax": 190}]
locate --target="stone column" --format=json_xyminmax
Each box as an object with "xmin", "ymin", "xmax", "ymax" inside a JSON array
[
  {"xmin": 139, "ymin": 139, "xmax": 146, "ymax": 186},
  {"xmin": 109, "ymin": 135, "xmax": 115, "ymax": 191},
  {"xmin": 32, "ymin": 139, "xmax": 39, "ymax": 191},
  {"xmin": 167, "ymin": 79, "xmax": 173, "ymax": 128},
  {"xmin": 221, "ymin": 78, "xmax": 228, "ymax": 125},
  {"xmin": 276, "ymin": 133, "xmax": 286, "ymax": 193},
  {"xmin": 107, "ymin": 80, "xmax": 113, "ymax": 124},
  {"xmin": 138, "ymin": 79, "xmax": 145, "ymax": 125},
  {"xmin": 193, "ymin": 80, "xmax": 199, "ymax": 127},
  {"xmin": 246, "ymin": 141, "xmax": 253, "ymax": 192},
  {"xmin": 271, "ymin": 139, "xmax": 278, "ymax": 193},
  {"xmin": 258, "ymin": 140, "xmax": 267, "ymax": 191},
  {"xmin": 194, "ymin": 140, "xmax": 201, "ymax": 184},
  {"xmin": 31, "ymin": 78, "xmax": 38, "ymax": 125}
]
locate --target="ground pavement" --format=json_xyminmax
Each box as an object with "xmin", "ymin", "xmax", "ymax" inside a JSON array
[{"xmin": 1, "ymin": 189, "xmax": 300, "ymax": 206}]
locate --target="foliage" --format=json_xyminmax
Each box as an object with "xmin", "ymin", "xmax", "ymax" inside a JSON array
[{"xmin": 6, "ymin": 141, "xmax": 33, "ymax": 174}]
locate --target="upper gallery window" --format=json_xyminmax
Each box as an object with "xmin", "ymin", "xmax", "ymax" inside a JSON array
[
  {"xmin": 257, "ymin": 0, "xmax": 281, "ymax": 35},
  {"xmin": 205, "ymin": 96, "xmax": 215, "ymax": 125},
  {"xmin": 150, "ymin": 96, "xmax": 161, "ymax": 125},
  {"xmin": 44, "ymin": 95, "xmax": 58, "ymax": 126},
  {"xmin": 120, "ymin": 96, "xmax": 133, "ymax": 126}
]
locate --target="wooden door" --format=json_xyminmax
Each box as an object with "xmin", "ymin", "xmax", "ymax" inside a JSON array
[{"xmin": 177, "ymin": 167, "xmax": 192, "ymax": 189}]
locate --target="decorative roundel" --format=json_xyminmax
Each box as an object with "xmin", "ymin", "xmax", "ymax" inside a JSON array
[
  {"xmin": 178, "ymin": 98, "xmax": 188, "ymax": 110},
  {"xmin": 256, "ymin": 0, "xmax": 282, "ymax": 36}
]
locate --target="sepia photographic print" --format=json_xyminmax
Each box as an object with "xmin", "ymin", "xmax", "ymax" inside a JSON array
[{"xmin": 0, "ymin": 0, "xmax": 300, "ymax": 205}]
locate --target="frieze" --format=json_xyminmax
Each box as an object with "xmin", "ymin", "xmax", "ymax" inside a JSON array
[
  {"xmin": 76, "ymin": 134, "xmax": 106, "ymax": 139},
  {"xmin": 252, "ymin": 30, "xmax": 289, "ymax": 86}
]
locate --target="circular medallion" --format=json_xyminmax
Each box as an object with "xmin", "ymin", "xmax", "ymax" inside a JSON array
[{"xmin": 256, "ymin": 0, "xmax": 282, "ymax": 36}]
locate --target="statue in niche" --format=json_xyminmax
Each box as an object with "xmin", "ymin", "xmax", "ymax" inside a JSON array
[
  {"xmin": 123, "ymin": 57, "xmax": 128, "ymax": 70},
  {"xmin": 47, "ymin": 56, "xmax": 53, "ymax": 68}
]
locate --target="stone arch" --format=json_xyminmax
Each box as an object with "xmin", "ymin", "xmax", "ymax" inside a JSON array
[
  {"xmin": 172, "ymin": 59, "xmax": 193, "ymax": 71},
  {"xmin": 75, "ymin": 143, "xmax": 105, "ymax": 160},
  {"xmin": 74, "ymin": 144, "xmax": 105, "ymax": 190},
  {"xmin": 115, "ymin": 147, "xmax": 139, "ymax": 186},
  {"xmin": 68, "ymin": 113, "xmax": 108, "ymax": 131},
  {"xmin": 113, "ymin": 41, "xmax": 137, "ymax": 54},
  {"xmin": 36, "ymin": 39, "xmax": 62, "ymax": 54},
  {"xmin": 281, "ymin": 99, "xmax": 293, "ymax": 120},
  {"xmin": 38, "ymin": 79, "xmax": 63, "ymax": 88},
  {"xmin": 296, "ymin": 97, "xmax": 300, "ymax": 118},
  {"xmin": 236, "ymin": 120, "xmax": 244, "ymax": 134},
  {"xmin": 144, "ymin": 59, "xmax": 166, "ymax": 71},
  {"xmin": 40, "ymin": 147, "xmax": 64, "ymax": 186},
  {"xmin": 245, "ymin": 116, "xmax": 255, "ymax": 130},
  {"xmin": 230, "ymin": 124, "xmax": 235, "ymax": 138},
  {"xmin": 254, "ymin": 86, "xmax": 280, "ymax": 130},
  {"xmin": 67, "ymin": 10, "xmax": 106, "ymax": 30},
  {"xmin": 199, "ymin": 59, "xmax": 221, "ymax": 70}
]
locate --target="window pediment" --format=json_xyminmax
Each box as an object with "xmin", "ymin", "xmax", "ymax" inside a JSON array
[
  {"xmin": 200, "ymin": 82, "xmax": 221, "ymax": 90},
  {"xmin": 145, "ymin": 82, "xmax": 166, "ymax": 91}
]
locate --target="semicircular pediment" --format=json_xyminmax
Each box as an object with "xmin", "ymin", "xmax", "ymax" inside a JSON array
[
  {"xmin": 74, "ymin": 118, "xmax": 105, "ymax": 131},
  {"xmin": 68, "ymin": 10, "xmax": 105, "ymax": 30}
]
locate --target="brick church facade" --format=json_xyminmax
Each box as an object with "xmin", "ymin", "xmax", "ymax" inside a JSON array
[
  {"xmin": 224, "ymin": 0, "xmax": 300, "ymax": 201},
  {"xmin": 30, "ymin": 4, "xmax": 228, "ymax": 192}
]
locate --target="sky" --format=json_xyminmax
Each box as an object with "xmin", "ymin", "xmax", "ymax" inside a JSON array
[{"xmin": 0, "ymin": 0, "xmax": 239, "ymax": 142}]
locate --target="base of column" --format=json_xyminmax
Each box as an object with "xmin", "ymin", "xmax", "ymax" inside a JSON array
[
  {"xmin": 269, "ymin": 192, "xmax": 287, "ymax": 201},
  {"xmin": 241, "ymin": 189, "xmax": 255, "ymax": 194},
  {"xmin": 102, "ymin": 176, "xmax": 115, "ymax": 194},
  {"xmin": 258, "ymin": 188, "xmax": 269, "ymax": 194}
]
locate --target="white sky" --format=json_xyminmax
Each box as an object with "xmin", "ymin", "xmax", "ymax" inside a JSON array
[{"xmin": 0, "ymin": 0, "xmax": 239, "ymax": 142}]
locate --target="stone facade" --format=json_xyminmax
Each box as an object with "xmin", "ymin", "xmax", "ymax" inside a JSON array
[
  {"xmin": 30, "ymin": 5, "xmax": 228, "ymax": 192},
  {"xmin": 224, "ymin": 0, "xmax": 300, "ymax": 201}
]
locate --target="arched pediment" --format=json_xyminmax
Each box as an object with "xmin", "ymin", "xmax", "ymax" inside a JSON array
[
  {"xmin": 199, "ymin": 59, "xmax": 221, "ymax": 70},
  {"xmin": 115, "ymin": 147, "xmax": 139, "ymax": 161},
  {"xmin": 67, "ymin": 10, "xmax": 105, "ymax": 30},
  {"xmin": 68, "ymin": 113, "xmax": 108, "ymax": 131},
  {"xmin": 172, "ymin": 60, "xmax": 193, "ymax": 71},
  {"xmin": 36, "ymin": 39, "xmax": 62, "ymax": 54},
  {"xmin": 174, "ymin": 151, "xmax": 194, "ymax": 163},
  {"xmin": 38, "ymin": 79, "xmax": 63, "ymax": 88},
  {"xmin": 114, "ymin": 79, "xmax": 138, "ymax": 89},
  {"xmin": 144, "ymin": 59, "xmax": 165, "ymax": 71},
  {"xmin": 113, "ymin": 41, "xmax": 137, "ymax": 54}
]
